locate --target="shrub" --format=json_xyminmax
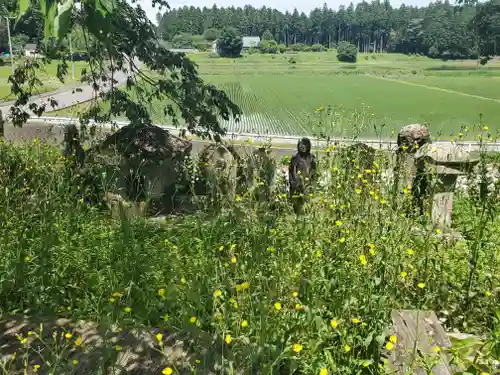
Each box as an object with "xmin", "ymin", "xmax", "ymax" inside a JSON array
[
  {"xmin": 337, "ymin": 41, "xmax": 358, "ymax": 63},
  {"xmin": 260, "ymin": 40, "xmax": 279, "ymax": 54},
  {"xmin": 310, "ymin": 43, "xmax": 326, "ymax": 52}
]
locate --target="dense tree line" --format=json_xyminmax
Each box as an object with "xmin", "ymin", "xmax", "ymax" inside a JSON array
[{"xmin": 158, "ymin": 0, "xmax": 500, "ymax": 59}]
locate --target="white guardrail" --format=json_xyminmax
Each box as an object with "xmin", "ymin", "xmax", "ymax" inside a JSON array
[{"xmin": 27, "ymin": 116, "xmax": 500, "ymax": 153}]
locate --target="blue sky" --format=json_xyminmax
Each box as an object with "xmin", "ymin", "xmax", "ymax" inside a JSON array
[{"xmin": 137, "ymin": 0, "xmax": 432, "ymax": 22}]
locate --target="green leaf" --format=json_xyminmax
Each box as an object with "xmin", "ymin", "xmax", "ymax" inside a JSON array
[
  {"xmin": 53, "ymin": 0, "xmax": 74, "ymax": 41},
  {"xmin": 17, "ymin": 0, "xmax": 31, "ymax": 21},
  {"xmin": 39, "ymin": 0, "xmax": 58, "ymax": 42},
  {"xmin": 95, "ymin": 0, "xmax": 116, "ymax": 16}
]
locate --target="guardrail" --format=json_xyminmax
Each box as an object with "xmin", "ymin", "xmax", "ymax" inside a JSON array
[{"xmin": 27, "ymin": 116, "xmax": 500, "ymax": 153}]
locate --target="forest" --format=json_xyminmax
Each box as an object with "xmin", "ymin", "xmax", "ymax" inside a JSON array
[{"xmin": 158, "ymin": 0, "xmax": 500, "ymax": 60}]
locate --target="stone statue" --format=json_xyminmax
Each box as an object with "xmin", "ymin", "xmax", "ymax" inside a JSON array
[{"xmin": 197, "ymin": 143, "xmax": 238, "ymax": 204}]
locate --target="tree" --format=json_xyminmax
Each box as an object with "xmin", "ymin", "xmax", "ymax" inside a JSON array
[
  {"xmin": 11, "ymin": 0, "xmax": 241, "ymax": 140},
  {"xmin": 336, "ymin": 41, "xmax": 358, "ymax": 62},
  {"xmin": 217, "ymin": 27, "xmax": 243, "ymax": 57},
  {"xmin": 261, "ymin": 29, "xmax": 274, "ymax": 41},
  {"xmin": 203, "ymin": 27, "xmax": 220, "ymax": 42},
  {"xmin": 470, "ymin": 0, "xmax": 500, "ymax": 63}
]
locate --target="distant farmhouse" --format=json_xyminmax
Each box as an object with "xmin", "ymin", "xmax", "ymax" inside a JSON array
[
  {"xmin": 211, "ymin": 36, "xmax": 261, "ymax": 55},
  {"xmin": 25, "ymin": 43, "xmax": 43, "ymax": 58}
]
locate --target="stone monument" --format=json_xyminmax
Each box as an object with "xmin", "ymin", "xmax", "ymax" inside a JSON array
[
  {"xmin": 415, "ymin": 143, "xmax": 479, "ymax": 229},
  {"xmin": 393, "ymin": 124, "xmax": 431, "ymax": 215}
]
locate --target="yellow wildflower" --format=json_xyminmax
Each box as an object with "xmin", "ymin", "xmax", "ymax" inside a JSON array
[
  {"xmin": 433, "ymin": 346, "xmax": 441, "ymax": 353},
  {"xmin": 225, "ymin": 334, "xmax": 232, "ymax": 345},
  {"xmin": 124, "ymin": 307, "xmax": 132, "ymax": 313},
  {"xmin": 359, "ymin": 255, "xmax": 368, "ymax": 265},
  {"xmin": 231, "ymin": 256, "xmax": 237, "ymax": 264},
  {"xmin": 417, "ymin": 283, "xmax": 425, "ymax": 289},
  {"xmin": 112, "ymin": 292, "xmax": 123, "ymax": 298},
  {"xmin": 64, "ymin": 333, "xmax": 73, "ymax": 339},
  {"xmin": 400, "ymin": 271, "xmax": 407, "ymax": 278},
  {"xmin": 295, "ymin": 303, "xmax": 302, "ymax": 310},
  {"xmin": 319, "ymin": 368, "xmax": 328, "ymax": 375},
  {"xmin": 344, "ymin": 344, "xmax": 351, "ymax": 352},
  {"xmin": 156, "ymin": 333, "xmax": 163, "ymax": 342},
  {"xmin": 241, "ymin": 320, "xmax": 249, "ymax": 328},
  {"xmin": 75, "ymin": 337, "xmax": 83, "ymax": 346},
  {"xmin": 274, "ymin": 302, "xmax": 282, "ymax": 311},
  {"xmin": 292, "ymin": 291, "xmax": 298, "ymax": 297},
  {"xmin": 162, "ymin": 368, "xmax": 173, "ymax": 375},
  {"xmin": 190, "ymin": 316, "xmax": 197, "ymax": 323},
  {"xmin": 386, "ymin": 342, "xmax": 394, "ymax": 350},
  {"xmin": 352, "ymin": 318, "xmax": 361, "ymax": 324},
  {"xmin": 292, "ymin": 343, "xmax": 303, "ymax": 353},
  {"xmin": 389, "ymin": 335, "xmax": 397, "ymax": 344},
  {"xmin": 33, "ymin": 365, "xmax": 40, "ymax": 373},
  {"xmin": 214, "ymin": 289, "xmax": 222, "ymax": 298},
  {"xmin": 158, "ymin": 288, "xmax": 166, "ymax": 299},
  {"xmin": 72, "ymin": 360, "xmax": 79, "ymax": 365},
  {"xmin": 407, "ymin": 249, "xmax": 414, "ymax": 255},
  {"xmin": 330, "ymin": 319, "xmax": 339, "ymax": 329},
  {"xmin": 483, "ymin": 125, "xmax": 489, "ymax": 131},
  {"xmin": 339, "ymin": 237, "xmax": 346, "ymax": 243},
  {"xmin": 485, "ymin": 291, "xmax": 492, "ymax": 297},
  {"xmin": 115, "ymin": 345, "xmax": 122, "ymax": 351}
]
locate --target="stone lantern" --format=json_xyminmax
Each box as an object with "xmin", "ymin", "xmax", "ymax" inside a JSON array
[{"xmin": 415, "ymin": 143, "xmax": 479, "ymax": 229}]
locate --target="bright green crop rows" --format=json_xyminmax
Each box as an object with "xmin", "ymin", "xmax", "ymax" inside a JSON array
[{"xmin": 52, "ymin": 53, "xmax": 500, "ymax": 138}]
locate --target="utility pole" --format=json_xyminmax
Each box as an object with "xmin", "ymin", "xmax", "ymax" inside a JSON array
[
  {"xmin": 5, "ymin": 16, "xmax": 14, "ymax": 74},
  {"xmin": 69, "ymin": 36, "xmax": 75, "ymax": 80}
]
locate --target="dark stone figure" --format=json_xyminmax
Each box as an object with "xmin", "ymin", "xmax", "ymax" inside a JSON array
[
  {"xmin": 62, "ymin": 124, "xmax": 86, "ymax": 167},
  {"xmin": 289, "ymin": 137, "xmax": 317, "ymax": 215}
]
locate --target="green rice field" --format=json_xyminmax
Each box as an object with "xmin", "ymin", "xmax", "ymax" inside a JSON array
[{"xmin": 52, "ymin": 52, "xmax": 500, "ymax": 139}]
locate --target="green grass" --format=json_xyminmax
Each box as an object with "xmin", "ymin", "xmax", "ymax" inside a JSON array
[
  {"xmin": 0, "ymin": 139, "xmax": 499, "ymax": 374},
  {"xmin": 50, "ymin": 52, "xmax": 500, "ymax": 139},
  {"xmin": 0, "ymin": 60, "xmax": 88, "ymax": 101}
]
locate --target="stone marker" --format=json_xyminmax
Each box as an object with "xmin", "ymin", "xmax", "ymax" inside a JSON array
[
  {"xmin": 388, "ymin": 309, "xmax": 453, "ymax": 375},
  {"xmin": 393, "ymin": 124, "xmax": 432, "ymax": 214},
  {"xmin": 415, "ymin": 143, "xmax": 479, "ymax": 228}
]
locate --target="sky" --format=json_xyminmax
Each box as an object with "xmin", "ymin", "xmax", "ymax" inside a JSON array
[{"xmin": 137, "ymin": 0, "xmax": 432, "ymax": 23}]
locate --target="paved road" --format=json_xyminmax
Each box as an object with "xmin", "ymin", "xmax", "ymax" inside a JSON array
[{"xmin": 0, "ymin": 57, "xmax": 141, "ymax": 119}]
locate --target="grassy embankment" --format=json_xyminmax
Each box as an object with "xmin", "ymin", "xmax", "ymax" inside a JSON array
[{"xmin": 0, "ymin": 127, "xmax": 498, "ymax": 374}]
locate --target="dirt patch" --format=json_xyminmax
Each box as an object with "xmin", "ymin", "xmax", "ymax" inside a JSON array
[{"xmin": 0, "ymin": 314, "xmax": 221, "ymax": 375}]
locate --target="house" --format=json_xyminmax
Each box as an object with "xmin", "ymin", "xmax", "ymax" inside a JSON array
[
  {"xmin": 211, "ymin": 36, "xmax": 261, "ymax": 55},
  {"xmin": 242, "ymin": 36, "xmax": 260, "ymax": 50},
  {"xmin": 25, "ymin": 43, "xmax": 43, "ymax": 58}
]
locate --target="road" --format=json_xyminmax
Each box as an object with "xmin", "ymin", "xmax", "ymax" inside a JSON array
[{"xmin": 0, "ymin": 57, "xmax": 141, "ymax": 119}]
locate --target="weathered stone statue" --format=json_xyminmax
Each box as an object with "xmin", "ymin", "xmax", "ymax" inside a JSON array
[
  {"xmin": 90, "ymin": 124, "xmax": 192, "ymax": 214},
  {"xmin": 393, "ymin": 124, "xmax": 431, "ymax": 215},
  {"xmin": 341, "ymin": 142, "xmax": 376, "ymax": 186},
  {"xmin": 245, "ymin": 147, "xmax": 277, "ymax": 202},
  {"xmin": 62, "ymin": 124, "xmax": 86, "ymax": 167},
  {"xmin": 289, "ymin": 137, "xmax": 317, "ymax": 215},
  {"xmin": 197, "ymin": 143, "xmax": 238, "ymax": 204}
]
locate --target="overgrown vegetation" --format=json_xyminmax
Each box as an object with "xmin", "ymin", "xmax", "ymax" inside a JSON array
[{"xmin": 0, "ymin": 129, "xmax": 498, "ymax": 374}]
